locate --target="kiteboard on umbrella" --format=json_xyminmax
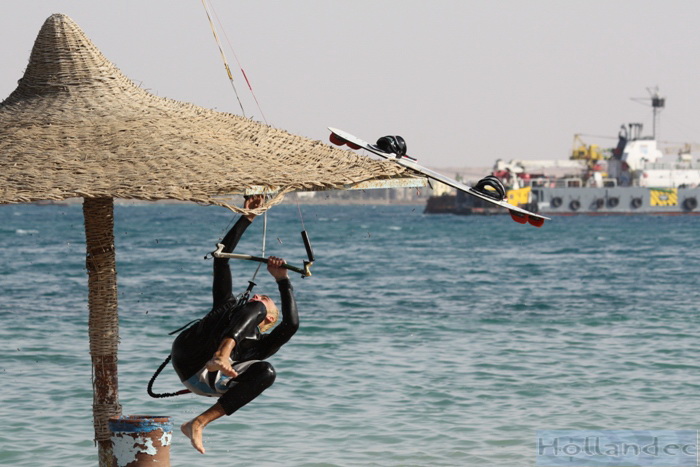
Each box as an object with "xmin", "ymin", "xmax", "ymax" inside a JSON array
[{"xmin": 328, "ymin": 127, "xmax": 549, "ymax": 227}]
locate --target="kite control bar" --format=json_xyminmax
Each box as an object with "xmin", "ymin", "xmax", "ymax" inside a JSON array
[{"xmin": 211, "ymin": 239, "xmax": 314, "ymax": 278}]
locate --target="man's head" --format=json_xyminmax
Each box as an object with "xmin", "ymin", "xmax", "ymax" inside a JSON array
[{"xmin": 250, "ymin": 294, "xmax": 278, "ymax": 332}]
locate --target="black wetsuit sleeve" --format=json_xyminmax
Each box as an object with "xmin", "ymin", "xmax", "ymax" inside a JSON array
[
  {"xmin": 213, "ymin": 216, "xmax": 252, "ymax": 309},
  {"xmin": 256, "ymin": 279, "xmax": 298, "ymax": 360}
]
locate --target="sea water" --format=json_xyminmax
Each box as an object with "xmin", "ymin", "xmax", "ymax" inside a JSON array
[{"xmin": 0, "ymin": 203, "xmax": 698, "ymax": 466}]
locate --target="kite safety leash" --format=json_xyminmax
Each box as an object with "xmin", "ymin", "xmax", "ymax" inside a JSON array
[{"xmin": 147, "ymin": 354, "xmax": 192, "ymax": 398}]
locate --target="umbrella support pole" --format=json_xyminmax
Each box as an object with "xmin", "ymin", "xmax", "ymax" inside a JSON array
[{"xmin": 83, "ymin": 197, "xmax": 122, "ymax": 466}]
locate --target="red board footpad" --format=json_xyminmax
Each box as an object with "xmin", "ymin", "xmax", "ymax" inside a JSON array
[
  {"xmin": 329, "ymin": 133, "xmax": 346, "ymax": 146},
  {"xmin": 528, "ymin": 216, "xmax": 545, "ymax": 228},
  {"xmin": 510, "ymin": 211, "xmax": 528, "ymax": 224},
  {"xmin": 346, "ymin": 141, "xmax": 361, "ymax": 150}
]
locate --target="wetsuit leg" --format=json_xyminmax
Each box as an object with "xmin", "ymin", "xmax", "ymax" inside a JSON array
[
  {"xmin": 212, "ymin": 216, "xmax": 251, "ymax": 308},
  {"xmin": 218, "ymin": 361, "xmax": 277, "ymax": 416}
]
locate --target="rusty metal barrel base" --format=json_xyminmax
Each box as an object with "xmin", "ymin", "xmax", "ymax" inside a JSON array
[{"xmin": 109, "ymin": 415, "xmax": 173, "ymax": 467}]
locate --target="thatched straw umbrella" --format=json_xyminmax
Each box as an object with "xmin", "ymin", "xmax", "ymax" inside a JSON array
[{"xmin": 0, "ymin": 14, "xmax": 414, "ymax": 465}]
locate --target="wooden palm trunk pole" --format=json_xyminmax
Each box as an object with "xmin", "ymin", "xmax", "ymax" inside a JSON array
[{"xmin": 83, "ymin": 197, "xmax": 122, "ymax": 466}]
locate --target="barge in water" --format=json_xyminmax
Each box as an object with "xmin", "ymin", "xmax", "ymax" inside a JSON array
[{"xmin": 425, "ymin": 90, "xmax": 700, "ymax": 216}]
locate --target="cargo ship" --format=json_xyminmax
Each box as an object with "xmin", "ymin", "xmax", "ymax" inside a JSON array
[{"xmin": 425, "ymin": 90, "xmax": 700, "ymax": 216}]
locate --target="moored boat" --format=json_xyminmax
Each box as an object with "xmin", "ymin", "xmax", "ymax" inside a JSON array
[{"xmin": 425, "ymin": 89, "xmax": 700, "ymax": 215}]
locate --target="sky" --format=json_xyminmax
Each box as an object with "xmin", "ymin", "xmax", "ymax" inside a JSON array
[{"xmin": 2, "ymin": 0, "xmax": 700, "ymax": 168}]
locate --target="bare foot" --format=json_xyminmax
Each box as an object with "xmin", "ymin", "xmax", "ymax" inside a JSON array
[
  {"xmin": 205, "ymin": 357, "xmax": 238, "ymax": 378},
  {"xmin": 181, "ymin": 419, "xmax": 205, "ymax": 454}
]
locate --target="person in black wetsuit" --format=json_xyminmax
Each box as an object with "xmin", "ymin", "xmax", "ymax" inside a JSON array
[{"xmin": 173, "ymin": 196, "xmax": 299, "ymax": 454}]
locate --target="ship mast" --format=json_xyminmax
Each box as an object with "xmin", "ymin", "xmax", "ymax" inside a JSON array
[
  {"xmin": 632, "ymin": 86, "xmax": 665, "ymax": 139},
  {"xmin": 650, "ymin": 87, "xmax": 665, "ymax": 139}
]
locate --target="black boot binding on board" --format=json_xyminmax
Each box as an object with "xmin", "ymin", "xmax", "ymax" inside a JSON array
[
  {"xmin": 474, "ymin": 175, "xmax": 506, "ymax": 200},
  {"xmin": 374, "ymin": 135, "xmax": 408, "ymax": 156}
]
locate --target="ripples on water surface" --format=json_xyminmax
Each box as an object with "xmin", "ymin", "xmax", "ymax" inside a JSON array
[{"xmin": 0, "ymin": 204, "xmax": 698, "ymax": 466}]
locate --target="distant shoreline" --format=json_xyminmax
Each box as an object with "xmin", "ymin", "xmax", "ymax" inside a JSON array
[
  {"xmin": 10, "ymin": 165, "xmax": 491, "ymax": 208},
  {"xmin": 14, "ymin": 197, "xmax": 426, "ymax": 207}
]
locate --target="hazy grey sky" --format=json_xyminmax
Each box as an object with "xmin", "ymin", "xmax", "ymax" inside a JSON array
[{"xmin": 2, "ymin": 1, "xmax": 699, "ymax": 167}]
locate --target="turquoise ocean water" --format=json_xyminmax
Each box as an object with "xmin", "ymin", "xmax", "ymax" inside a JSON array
[{"xmin": 0, "ymin": 203, "xmax": 698, "ymax": 466}]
